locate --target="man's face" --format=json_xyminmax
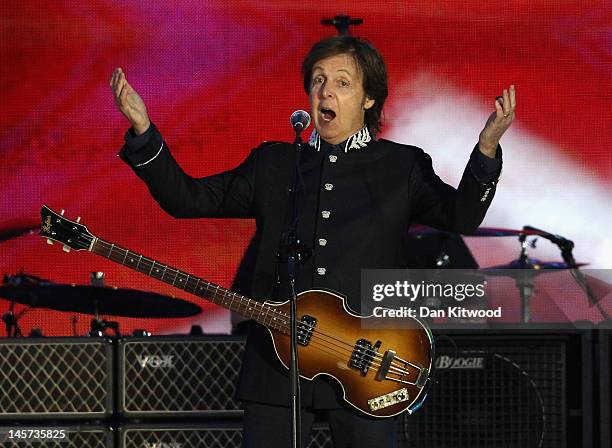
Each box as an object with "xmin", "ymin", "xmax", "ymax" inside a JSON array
[{"xmin": 309, "ymin": 53, "xmax": 375, "ymax": 145}]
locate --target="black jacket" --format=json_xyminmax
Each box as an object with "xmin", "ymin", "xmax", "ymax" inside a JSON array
[{"xmin": 120, "ymin": 123, "xmax": 501, "ymax": 407}]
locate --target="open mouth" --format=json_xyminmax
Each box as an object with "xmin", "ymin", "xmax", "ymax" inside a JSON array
[{"xmin": 320, "ymin": 108, "xmax": 336, "ymax": 122}]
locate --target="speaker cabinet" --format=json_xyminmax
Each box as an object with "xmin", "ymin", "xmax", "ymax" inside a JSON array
[
  {"xmin": 0, "ymin": 338, "xmax": 113, "ymax": 420},
  {"xmin": 118, "ymin": 422, "xmax": 333, "ymax": 448},
  {"xmin": 0, "ymin": 425, "xmax": 112, "ymax": 447},
  {"xmin": 118, "ymin": 336, "xmax": 244, "ymax": 418},
  {"xmin": 598, "ymin": 329, "xmax": 610, "ymax": 448},
  {"xmin": 398, "ymin": 331, "xmax": 591, "ymax": 448}
]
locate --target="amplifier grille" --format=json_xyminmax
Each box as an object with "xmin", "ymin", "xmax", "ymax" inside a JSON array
[
  {"xmin": 399, "ymin": 335, "xmax": 567, "ymax": 448},
  {"xmin": 0, "ymin": 426, "xmax": 111, "ymax": 448},
  {"xmin": 120, "ymin": 423, "xmax": 333, "ymax": 448},
  {"xmin": 119, "ymin": 337, "xmax": 244, "ymax": 416},
  {"xmin": 0, "ymin": 339, "xmax": 112, "ymax": 419}
]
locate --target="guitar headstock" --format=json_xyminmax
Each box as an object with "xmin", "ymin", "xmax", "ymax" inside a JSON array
[{"xmin": 39, "ymin": 205, "xmax": 95, "ymax": 252}]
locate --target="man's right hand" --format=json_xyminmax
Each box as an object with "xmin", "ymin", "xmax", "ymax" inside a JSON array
[{"xmin": 110, "ymin": 67, "xmax": 151, "ymax": 135}]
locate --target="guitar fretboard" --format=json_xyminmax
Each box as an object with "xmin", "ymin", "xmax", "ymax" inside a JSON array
[{"xmin": 90, "ymin": 238, "xmax": 289, "ymax": 333}]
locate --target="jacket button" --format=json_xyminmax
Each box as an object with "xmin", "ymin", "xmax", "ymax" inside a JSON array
[
  {"xmin": 321, "ymin": 211, "xmax": 331, "ymax": 218},
  {"xmin": 317, "ymin": 267, "xmax": 326, "ymax": 275},
  {"xmin": 324, "ymin": 183, "xmax": 333, "ymax": 191},
  {"xmin": 329, "ymin": 155, "xmax": 338, "ymax": 163},
  {"xmin": 318, "ymin": 238, "xmax": 327, "ymax": 246}
]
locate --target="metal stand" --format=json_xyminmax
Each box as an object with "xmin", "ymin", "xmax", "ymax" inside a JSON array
[
  {"xmin": 277, "ymin": 116, "xmax": 312, "ymax": 448},
  {"xmin": 514, "ymin": 233, "xmax": 536, "ymax": 323},
  {"xmin": 87, "ymin": 272, "xmax": 121, "ymax": 337},
  {"xmin": 2, "ymin": 307, "xmax": 24, "ymax": 337},
  {"xmin": 524, "ymin": 225, "xmax": 611, "ymax": 322},
  {"xmin": 321, "ymin": 14, "xmax": 363, "ymax": 36}
]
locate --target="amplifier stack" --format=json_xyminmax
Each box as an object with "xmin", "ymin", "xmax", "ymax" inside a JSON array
[
  {"xmin": 118, "ymin": 337, "xmax": 244, "ymax": 418},
  {"xmin": 0, "ymin": 336, "xmax": 332, "ymax": 447},
  {"xmin": 0, "ymin": 338, "xmax": 113, "ymax": 420},
  {"xmin": 0, "ymin": 331, "xmax": 605, "ymax": 447}
]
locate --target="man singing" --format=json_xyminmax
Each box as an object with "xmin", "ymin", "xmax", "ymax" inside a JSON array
[{"xmin": 111, "ymin": 35, "xmax": 515, "ymax": 448}]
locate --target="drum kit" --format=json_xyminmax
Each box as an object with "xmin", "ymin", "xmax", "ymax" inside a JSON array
[
  {"xmin": 409, "ymin": 224, "xmax": 610, "ymax": 323},
  {"xmin": 0, "ymin": 224, "xmax": 202, "ymax": 337},
  {"xmin": 0, "ymin": 272, "xmax": 201, "ymax": 338},
  {"xmin": 0, "ymin": 223, "xmax": 609, "ymax": 337}
]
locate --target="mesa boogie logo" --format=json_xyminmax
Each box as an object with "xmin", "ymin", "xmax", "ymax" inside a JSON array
[
  {"xmin": 142, "ymin": 443, "xmax": 182, "ymax": 448},
  {"xmin": 435, "ymin": 355, "xmax": 485, "ymax": 369},
  {"xmin": 137, "ymin": 355, "xmax": 175, "ymax": 369}
]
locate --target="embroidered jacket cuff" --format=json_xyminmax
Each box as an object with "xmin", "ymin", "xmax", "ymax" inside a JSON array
[
  {"xmin": 469, "ymin": 143, "xmax": 502, "ymax": 185},
  {"xmin": 119, "ymin": 122, "xmax": 164, "ymax": 167}
]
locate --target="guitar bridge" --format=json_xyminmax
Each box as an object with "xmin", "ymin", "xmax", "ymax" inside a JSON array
[{"xmin": 375, "ymin": 350, "xmax": 429, "ymax": 387}]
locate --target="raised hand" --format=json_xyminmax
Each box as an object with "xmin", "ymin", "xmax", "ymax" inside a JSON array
[
  {"xmin": 478, "ymin": 85, "xmax": 516, "ymax": 157},
  {"xmin": 110, "ymin": 67, "xmax": 151, "ymax": 135}
]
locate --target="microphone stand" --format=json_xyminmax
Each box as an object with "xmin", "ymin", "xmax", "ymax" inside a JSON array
[
  {"xmin": 279, "ymin": 122, "xmax": 306, "ymax": 448},
  {"xmin": 523, "ymin": 226, "xmax": 610, "ymax": 322}
]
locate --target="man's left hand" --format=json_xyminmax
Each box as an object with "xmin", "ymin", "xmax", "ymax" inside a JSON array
[{"xmin": 478, "ymin": 85, "xmax": 516, "ymax": 157}]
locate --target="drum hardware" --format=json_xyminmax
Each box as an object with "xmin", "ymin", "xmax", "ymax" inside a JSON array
[
  {"xmin": 407, "ymin": 225, "xmax": 552, "ymax": 269},
  {"xmin": 0, "ymin": 272, "xmax": 202, "ymax": 338},
  {"xmin": 0, "ymin": 223, "xmax": 38, "ymax": 243},
  {"xmin": 1, "ymin": 305, "xmax": 24, "ymax": 337},
  {"xmin": 1, "ymin": 273, "xmax": 47, "ymax": 337},
  {"xmin": 482, "ymin": 225, "xmax": 611, "ymax": 323},
  {"xmin": 484, "ymin": 231, "xmax": 568, "ymax": 323},
  {"xmin": 85, "ymin": 271, "xmax": 121, "ymax": 337},
  {"xmin": 0, "ymin": 282, "xmax": 202, "ymax": 318},
  {"xmin": 408, "ymin": 225, "xmax": 550, "ymax": 238},
  {"xmin": 523, "ymin": 225, "xmax": 611, "ymax": 323},
  {"xmin": 28, "ymin": 326, "xmax": 44, "ymax": 337},
  {"xmin": 410, "ymin": 224, "xmax": 609, "ymax": 323},
  {"xmin": 407, "ymin": 226, "xmax": 478, "ymax": 269}
]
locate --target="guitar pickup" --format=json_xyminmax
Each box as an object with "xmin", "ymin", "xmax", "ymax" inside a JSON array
[
  {"xmin": 350, "ymin": 339, "xmax": 380, "ymax": 376},
  {"xmin": 297, "ymin": 315, "xmax": 316, "ymax": 346}
]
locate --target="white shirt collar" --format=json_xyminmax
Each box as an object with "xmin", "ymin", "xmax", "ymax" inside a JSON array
[{"xmin": 307, "ymin": 126, "xmax": 372, "ymax": 152}]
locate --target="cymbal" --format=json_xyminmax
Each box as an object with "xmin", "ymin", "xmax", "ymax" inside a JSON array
[
  {"xmin": 0, "ymin": 226, "xmax": 38, "ymax": 242},
  {"xmin": 464, "ymin": 227, "xmax": 539, "ymax": 237},
  {"xmin": 0, "ymin": 284, "xmax": 202, "ymax": 318},
  {"xmin": 408, "ymin": 225, "xmax": 544, "ymax": 237},
  {"xmin": 483, "ymin": 258, "xmax": 588, "ymax": 271}
]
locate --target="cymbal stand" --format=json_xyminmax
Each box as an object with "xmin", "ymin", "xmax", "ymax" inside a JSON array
[
  {"xmin": 89, "ymin": 316, "xmax": 120, "ymax": 337},
  {"xmin": 2, "ymin": 304, "xmax": 23, "ymax": 337},
  {"xmin": 87, "ymin": 271, "xmax": 120, "ymax": 336},
  {"xmin": 88, "ymin": 298, "xmax": 121, "ymax": 336},
  {"xmin": 87, "ymin": 280, "xmax": 121, "ymax": 336},
  {"xmin": 524, "ymin": 225, "xmax": 610, "ymax": 322},
  {"xmin": 516, "ymin": 233, "xmax": 537, "ymax": 323}
]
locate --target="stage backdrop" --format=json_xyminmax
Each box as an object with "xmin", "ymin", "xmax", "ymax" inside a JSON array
[{"xmin": 1, "ymin": 0, "xmax": 611, "ymax": 335}]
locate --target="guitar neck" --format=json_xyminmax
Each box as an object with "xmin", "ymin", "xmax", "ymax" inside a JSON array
[{"xmin": 90, "ymin": 237, "xmax": 285, "ymax": 329}]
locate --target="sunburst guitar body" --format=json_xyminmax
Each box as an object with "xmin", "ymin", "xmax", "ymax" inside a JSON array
[{"xmin": 40, "ymin": 205, "xmax": 433, "ymax": 418}]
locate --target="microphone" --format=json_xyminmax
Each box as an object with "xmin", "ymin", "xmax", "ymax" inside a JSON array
[
  {"xmin": 523, "ymin": 225, "xmax": 574, "ymax": 251},
  {"xmin": 290, "ymin": 110, "xmax": 311, "ymax": 133}
]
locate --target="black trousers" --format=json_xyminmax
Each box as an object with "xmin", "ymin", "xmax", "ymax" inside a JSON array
[{"xmin": 242, "ymin": 402, "xmax": 397, "ymax": 448}]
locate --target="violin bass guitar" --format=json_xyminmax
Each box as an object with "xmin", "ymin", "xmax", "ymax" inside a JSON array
[{"xmin": 39, "ymin": 205, "xmax": 433, "ymax": 418}]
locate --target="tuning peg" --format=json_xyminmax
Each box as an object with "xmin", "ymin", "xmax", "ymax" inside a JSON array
[
  {"xmin": 46, "ymin": 239, "xmax": 54, "ymax": 245},
  {"xmin": 76, "ymin": 217, "xmax": 81, "ymax": 223},
  {"xmin": 60, "ymin": 209, "xmax": 65, "ymax": 216},
  {"xmin": 62, "ymin": 245, "xmax": 71, "ymax": 252}
]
